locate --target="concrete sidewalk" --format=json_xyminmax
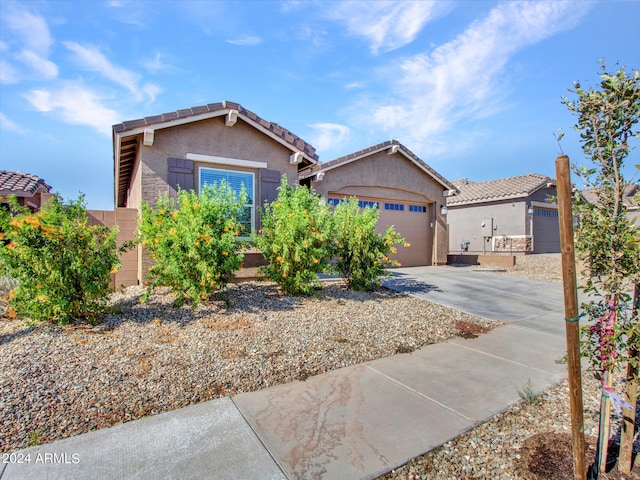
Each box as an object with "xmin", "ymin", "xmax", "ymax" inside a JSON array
[{"xmin": 2, "ymin": 268, "xmax": 570, "ymax": 480}]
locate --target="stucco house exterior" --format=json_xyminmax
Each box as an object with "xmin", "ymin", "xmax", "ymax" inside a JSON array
[
  {"xmin": 446, "ymin": 173, "xmax": 560, "ymax": 255},
  {"xmin": 112, "ymin": 101, "xmax": 456, "ymax": 282},
  {"xmin": 302, "ymin": 140, "xmax": 457, "ymax": 266},
  {"xmin": 113, "ymin": 101, "xmax": 320, "ymax": 281},
  {"xmin": 0, "ymin": 170, "xmax": 52, "ymax": 212}
]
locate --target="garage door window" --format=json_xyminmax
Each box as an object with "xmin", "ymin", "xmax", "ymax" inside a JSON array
[
  {"xmin": 409, "ymin": 205, "xmax": 426, "ymax": 213},
  {"xmin": 384, "ymin": 203, "xmax": 404, "ymax": 211}
]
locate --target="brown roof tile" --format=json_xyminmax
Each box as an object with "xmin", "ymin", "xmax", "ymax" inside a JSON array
[
  {"xmin": 0, "ymin": 170, "xmax": 51, "ymax": 196},
  {"xmin": 447, "ymin": 173, "xmax": 554, "ymax": 206},
  {"xmin": 315, "ymin": 140, "xmax": 456, "ymax": 191},
  {"xmin": 113, "ymin": 101, "xmax": 319, "ymax": 207}
]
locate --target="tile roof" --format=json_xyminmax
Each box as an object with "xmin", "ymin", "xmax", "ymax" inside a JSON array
[
  {"xmin": 581, "ymin": 183, "xmax": 639, "ymax": 209},
  {"xmin": 0, "ymin": 170, "xmax": 51, "ymax": 196},
  {"xmin": 112, "ymin": 100, "xmax": 318, "ymax": 161},
  {"xmin": 447, "ymin": 173, "xmax": 554, "ymax": 206},
  {"xmin": 309, "ymin": 140, "xmax": 457, "ymax": 191},
  {"xmin": 113, "ymin": 101, "xmax": 318, "ymax": 208}
]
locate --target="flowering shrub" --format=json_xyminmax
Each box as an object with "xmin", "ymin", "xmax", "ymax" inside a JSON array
[
  {"xmin": 330, "ymin": 197, "xmax": 406, "ymax": 291},
  {"xmin": 256, "ymin": 176, "xmax": 332, "ymax": 295},
  {"xmin": 137, "ymin": 183, "xmax": 246, "ymax": 307},
  {"xmin": 0, "ymin": 195, "xmax": 119, "ymax": 325}
]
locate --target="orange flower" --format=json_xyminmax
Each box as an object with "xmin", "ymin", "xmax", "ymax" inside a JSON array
[
  {"xmin": 222, "ymin": 251, "xmax": 229, "ymax": 256},
  {"xmin": 7, "ymin": 308, "xmax": 17, "ymax": 319},
  {"xmin": 110, "ymin": 268, "xmax": 119, "ymax": 274}
]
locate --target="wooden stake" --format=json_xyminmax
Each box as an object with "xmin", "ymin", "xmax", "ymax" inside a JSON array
[
  {"xmin": 618, "ymin": 283, "xmax": 639, "ymax": 474},
  {"xmin": 556, "ymin": 155, "xmax": 587, "ymax": 480}
]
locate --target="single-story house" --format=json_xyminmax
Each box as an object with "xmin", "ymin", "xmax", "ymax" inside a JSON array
[
  {"xmin": 0, "ymin": 170, "xmax": 52, "ymax": 212},
  {"xmin": 112, "ymin": 101, "xmax": 456, "ymax": 283},
  {"xmin": 301, "ymin": 140, "xmax": 457, "ymax": 266},
  {"xmin": 581, "ymin": 183, "xmax": 640, "ymax": 226},
  {"xmin": 112, "ymin": 101, "xmax": 319, "ymax": 281},
  {"xmin": 446, "ymin": 173, "xmax": 560, "ymax": 255}
]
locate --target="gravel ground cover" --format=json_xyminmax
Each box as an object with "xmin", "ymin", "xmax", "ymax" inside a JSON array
[{"xmin": 0, "ymin": 280, "xmax": 497, "ymax": 453}]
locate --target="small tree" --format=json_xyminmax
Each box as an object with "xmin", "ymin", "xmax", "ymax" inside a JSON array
[
  {"xmin": 563, "ymin": 62, "xmax": 640, "ymax": 475},
  {"xmin": 330, "ymin": 197, "xmax": 406, "ymax": 291},
  {"xmin": 0, "ymin": 194, "xmax": 120, "ymax": 325},
  {"xmin": 256, "ymin": 176, "xmax": 332, "ymax": 295},
  {"xmin": 137, "ymin": 182, "xmax": 246, "ymax": 307}
]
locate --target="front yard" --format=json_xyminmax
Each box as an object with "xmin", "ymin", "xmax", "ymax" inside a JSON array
[{"xmin": 1, "ymin": 280, "xmax": 497, "ymax": 453}]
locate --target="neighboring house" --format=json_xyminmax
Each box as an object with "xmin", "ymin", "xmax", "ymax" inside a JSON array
[
  {"xmin": 113, "ymin": 101, "xmax": 318, "ymax": 281},
  {"xmin": 446, "ymin": 173, "xmax": 560, "ymax": 255},
  {"xmin": 302, "ymin": 140, "xmax": 457, "ymax": 266},
  {"xmin": 581, "ymin": 183, "xmax": 640, "ymax": 226},
  {"xmin": 0, "ymin": 170, "xmax": 52, "ymax": 212}
]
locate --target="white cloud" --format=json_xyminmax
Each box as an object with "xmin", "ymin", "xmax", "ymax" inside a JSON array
[
  {"xmin": 15, "ymin": 50, "xmax": 58, "ymax": 80},
  {"xmin": 309, "ymin": 123, "xmax": 351, "ymax": 151},
  {"xmin": 0, "ymin": 60, "xmax": 19, "ymax": 84},
  {"xmin": 63, "ymin": 41, "xmax": 160, "ymax": 102},
  {"xmin": 361, "ymin": 0, "xmax": 591, "ymax": 153},
  {"xmin": 24, "ymin": 84, "xmax": 120, "ymax": 136},
  {"xmin": 226, "ymin": 35, "xmax": 263, "ymax": 46},
  {"xmin": 1, "ymin": 8, "xmax": 58, "ymax": 82},
  {"xmin": 0, "ymin": 113, "xmax": 29, "ymax": 135},
  {"xmin": 326, "ymin": 1, "xmax": 451, "ymax": 54},
  {"xmin": 4, "ymin": 9, "xmax": 53, "ymax": 55}
]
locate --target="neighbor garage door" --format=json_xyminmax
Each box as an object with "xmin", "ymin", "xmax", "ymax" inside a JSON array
[{"xmin": 532, "ymin": 207, "xmax": 560, "ymax": 253}]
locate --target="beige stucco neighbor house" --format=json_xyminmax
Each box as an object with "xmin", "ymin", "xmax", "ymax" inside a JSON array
[
  {"xmin": 301, "ymin": 140, "xmax": 457, "ymax": 266},
  {"xmin": 0, "ymin": 170, "xmax": 53, "ymax": 212},
  {"xmin": 446, "ymin": 173, "xmax": 560, "ymax": 255}
]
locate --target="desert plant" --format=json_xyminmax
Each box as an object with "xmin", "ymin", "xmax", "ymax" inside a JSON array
[
  {"xmin": 137, "ymin": 182, "xmax": 246, "ymax": 307},
  {"xmin": 562, "ymin": 62, "xmax": 640, "ymax": 475},
  {"xmin": 329, "ymin": 197, "xmax": 406, "ymax": 290},
  {"xmin": 256, "ymin": 176, "xmax": 332, "ymax": 295},
  {"xmin": 0, "ymin": 194, "xmax": 119, "ymax": 325}
]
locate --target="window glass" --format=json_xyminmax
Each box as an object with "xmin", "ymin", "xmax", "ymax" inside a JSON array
[{"xmin": 200, "ymin": 168, "xmax": 254, "ymax": 234}]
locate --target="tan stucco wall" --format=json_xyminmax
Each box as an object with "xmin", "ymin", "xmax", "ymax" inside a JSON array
[
  {"xmin": 311, "ymin": 151, "xmax": 449, "ymax": 265},
  {"xmin": 137, "ymin": 116, "xmax": 300, "ymax": 209}
]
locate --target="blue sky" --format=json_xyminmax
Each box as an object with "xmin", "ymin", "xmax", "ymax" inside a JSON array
[{"xmin": 1, "ymin": 0, "xmax": 639, "ymax": 210}]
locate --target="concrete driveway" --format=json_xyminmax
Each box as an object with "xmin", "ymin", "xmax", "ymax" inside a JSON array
[{"xmin": 383, "ymin": 265, "xmax": 568, "ymax": 335}]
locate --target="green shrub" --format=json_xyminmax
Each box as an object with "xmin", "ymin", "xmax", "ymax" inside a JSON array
[
  {"xmin": 137, "ymin": 182, "xmax": 246, "ymax": 307},
  {"xmin": 0, "ymin": 195, "xmax": 119, "ymax": 325},
  {"xmin": 330, "ymin": 197, "xmax": 406, "ymax": 290},
  {"xmin": 256, "ymin": 176, "xmax": 332, "ymax": 295}
]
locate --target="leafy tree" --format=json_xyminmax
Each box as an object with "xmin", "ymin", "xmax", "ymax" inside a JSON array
[
  {"xmin": 562, "ymin": 62, "xmax": 640, "ymax": 475},
  {"xmin": 256, "ymin": 176, "xmax": 332, "ymax": 295},
  {"xmin": 0, "ymin": 194, "xmax": 119, "ymax": 325},
  {"xmin": 330, "ymin": 197, "xmax": 406, "ymax": 291},
  {"xmin": 137, "ymin": 182, "xmax": 247, "ymax": 307}
]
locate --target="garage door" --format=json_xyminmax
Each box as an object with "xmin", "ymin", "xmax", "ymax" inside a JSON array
[
  {"xmin": 378, "ymin": 201, "xmax": 432, "ymax": 266},
  {"xmin": 532, "ymin": 207, "xmax": 560, "ymax": 253},
  {"xmin": 328, "ymin": 196, "xmax": 432, "ymax": 266}
]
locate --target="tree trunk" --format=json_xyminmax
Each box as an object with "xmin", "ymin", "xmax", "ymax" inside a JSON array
[{"xmin": 618, "ymin": 283, "xmax": 639, "ymax": 474}]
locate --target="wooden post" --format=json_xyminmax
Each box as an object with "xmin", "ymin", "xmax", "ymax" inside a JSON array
[
  {"xmin": 556, "ymin": 155, "xmax": 587, "ymax": 480},
  {"xmin": 618, "ymin": 283, "xmax": 639, "ymax": 474}
]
